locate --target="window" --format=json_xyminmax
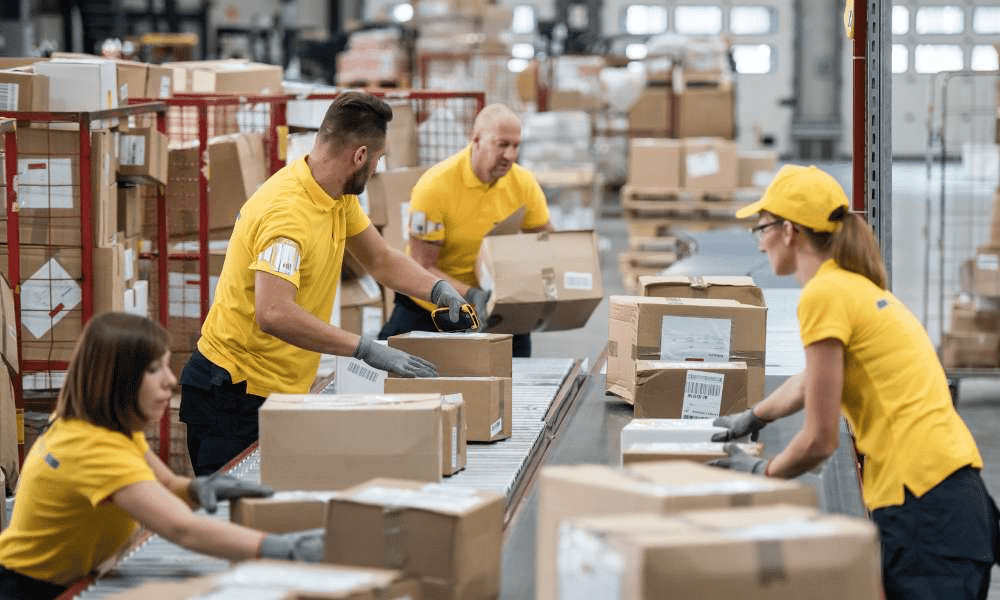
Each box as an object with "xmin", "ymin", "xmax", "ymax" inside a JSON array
[
  {"xmin": 675, "ymin": 6, "xmax": 723, "ymax": 35},
  {"xmin": 391, "ymin": 2, "xmax": 413, "ymax": 22},
  {"xmin": 892, "ymin": 5, "xmax": 909, "ymax": 35},
  {"xmin": 730, "ymin": 6, "xmax": 774, "ymax": 35},
  {"xmin": 973, "ymin": 7, "xmax": 1000, "ymax": 34},
  {"xmin": 892, "ymin": 44, "xmax": 908, "ymax": 73},
  {"xmin": 512, "ymin": 5, "xmax": 536, "ymax": 34},
  {"xmin": 511, "ymin": 43, "xmax": 535, "ymax": 60},
  {"xmin": 731, "ymin": 44, "xmax": 773, "ymax": 74},
  {"xmin": 625, "ymin": 43, "xmax": 648, "ymax": 60},
  {"xmin": 624, "ymin": 5, "xmax": 668, "ymax": 35},
  {"xmin": 914, "ymin": 6, "xmax": 964, "ymax": 34},
  {"xmin": 971, "ymin": 45, "xmax": 999, "ymax": 71},
  {"xmin": 914, "ymin": 44, "xmax": 963, "ymax": 73}
]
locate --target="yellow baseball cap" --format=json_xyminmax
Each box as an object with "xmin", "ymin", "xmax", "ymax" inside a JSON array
[{"xmin": 735, "ymin": 164, "xmax": 850, "ymax": 233}]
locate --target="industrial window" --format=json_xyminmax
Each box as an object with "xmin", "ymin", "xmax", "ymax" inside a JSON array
[
  {"xmin": 892, "ymin": 44, "xmax": 908, "ymax": 73},
  {"xmin": 731, "ymin": 44, "xmax": 772, "ymax": 74},
  {"xmin": 511, "ymin": 43, "xmax": 535, "ymax": 60},
  {"xmin": 624, "ymin": 5, "xmax": 668, "ymax": 35},
  {"xmin": 512, "ymin": 5, "xmax": 537, "ymax": 34},
  {"xmin": 892, "ymin": 5, "xmax": 909, "ymax": 35},
  {"xmin": 972, "ymin": 7, "xmax": 1000, "ymax": 34},
  {"xmin": 971, "ymin": 45, "xmax": 999, "ymax": 71},
  {"xmin": 914, "ymin": 6, "xmax": 964, "ymax": 35},
  {"xmin": 729, "ymin": 6, "xmax": 774, "ymax": 35},
  {"xmin": 391, "ymin": 2, "xmax": 413, "ymax": 22},
  {"xmin": 914, "ymin": 44, "xmax": 963, "ymax": 73},
  {"xmin": 626, "ymin": 43, "xmax": 648, "ymax": 60},
  {"xmin": 675, "ymin": 6, "xmax": 723, "ymax": 35}
]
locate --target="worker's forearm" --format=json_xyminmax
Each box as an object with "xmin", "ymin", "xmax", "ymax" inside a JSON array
[
  {"xmin": 765, "ymin": 427, "xmax": 834, "ymax": 478},
  {"xmin": 370, "ymin": 248, "xmax": 441, "ymax": 300},
  {"xmin": 165, "ymin": 515, "xmax": 266, "ymax": 561},
  {"xmin": 753, "ymin": 372, "xmax": 806, "ymax": 422},
  {"xmin": 261, "ymin": 302, "xmax": 361, "ymax": 356},
  {"xmin": 166, "ymin": 475, "xmax": 196, "ymax": 508}
]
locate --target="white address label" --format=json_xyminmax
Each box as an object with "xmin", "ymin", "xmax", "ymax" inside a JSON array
[
  {"xmin": 490, "ymin": 418, "xmax": 503, "ymax": 438},
  {"xmin": 660, "ymin": 316, "xmax": 732, "ymax": 361},
  {"xmin": 563, "ymin": 271, "xmax": 594, "ymax": 290}
]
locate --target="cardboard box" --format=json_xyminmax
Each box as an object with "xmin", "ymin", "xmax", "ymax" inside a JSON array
[
  {"xmin": 114, "ymin": 60, "xmax": 147, "ymax": 104},
  {"xmin": 558, "ymin": 505, "xmax": 880, "ymax": 599},
  {"xmin": 628, "ymin": 139, "xmax": 682, "ymax": 191},
  {"xmin": 259, "ymin": 394, "xmax": 444, "ymax": 490},
  {"xmin": 386, "ymin": 102, "xmax": 418, "ymax": 169},
  {"xmin": 0, "ymin": 366, "xmax": 17, "ymax": 493},
  {"xmin": 366, "ymin": 167, "xmax": 426, "ymax": 233},
  {"xmin": 633, "ymin": 360, "xmax": 748, "ymax": 419},
  {"xmin": 326, "ymin": 478, "xmax": 505, "ymax": 600},
  {"xmin": 388, "ymin": 332, "xmax": 513, "ymax": 378},
  {"xmin": 145, "ymin": 65, "xmax": 173, "ymax": 99},
  {"xmin": 961, "ymin": 250, "xmax": 1000, "ymax": 297},
  {"xmin": 0, "ymin": 274, "xmax": 18, "ymax": 373},
  {"xmin": 622, "ymin": 441, "xmax": 762, "ymax": 466},
  {"xmin": 384, "ymin": 376, "xmax": 512, "ymax": 442},
  {"xmin": 34, "ymin": 59, "xmax": 117, "ymax": 113},
  {"xmin": 683, "ymin": 138, "xmax": 738, "ymax": 195},
  {"xmin": 118, "ymin": 183, "xmax": 143, "ymax": 239},
  {"xmin": 607, "ymin": 296, "xmax": 767, "ymax": 404},
  {"xmin": 639, "ymin": 275, "xmax": 765, "ymax": 307},
  {"xmin": 476, "ymin": 230, "xmax": 603, "ymax": 334},
  {"xmin": 940, "ymin": 332, "xmax": 1000, "ymax": 368},
  {"xmin": 339, "ymin": 275, "xmax": 383, "ymax": 338},
  {"xmin": 231, "ymin": 491, "xmax": 339, "ymax": 533},
  {"xmin": 0, "ymin": 68, "xmax": 49, "ymax": 111},
  {"xmin": 675, "ymin": 85, "xmax": 735, "ymax": 139},
  {"xmin": 336, "ymin": 49, "xmax": 406, "ymax": 85},
  {"xmin": 536, "ymin": 462, "xmax": 818, "ymax": 600},
  {"xmin": 737, "ymin": 150, "xmax": 779, "ymax": 189},
  {"xmin": 189, "ymin": 62, "xmax": 283, "ymax": 95},
  {"xmin": 441, "ymin": 394, "xmax": 467, "ymax": 475},
  {"xmin": 950, "ymin": 297, "xmax": 1000, "ymax": 334},
  {"xmin": 620, "ymin": 418, "xmax": 727, "ymax": 451},
  {"xmin": 118, "ymin": 127, "xmax": 168, "ymax": 185},
  {"xmin": 628, "ymin": 86, "xmax": 672, "ymax": 134}
]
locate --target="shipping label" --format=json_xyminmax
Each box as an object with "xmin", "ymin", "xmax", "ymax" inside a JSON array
[
  {"xmin": 21, "ymin": 259, "xmax": 82, "ymax": 339},
  {"xmin": 563, "ymin": 271, "xmax": 594, "ymax": 290},
  {"xmin": 18, "ymin": 158, "xmax": 74, "ymax": 209},
  {"xmin": 660, "ymin": 316, "xmax": 732, "ymax": 361},
  {"xmin": 681, "ymin": 370, "xmax": 726, "ymax": 419},
  {"xmin": 686, "ymin": 150, "xmax": 721, "ymax": 178}
]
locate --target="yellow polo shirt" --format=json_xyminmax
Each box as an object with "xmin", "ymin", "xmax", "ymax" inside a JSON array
[
  {"xmin": 198, "ymin": 157, "xmax": 371, "ymax": 396},
  {"xmin": 0, "ymin": 419, "xmax": 155, "ymax": 585},
  {"xmin": 407, "ymin": 145, "xmax": 549, "ymax": 311},
  {"xmin": 798, "ymin": 259, "xmax": 982, "ymax": 510}
]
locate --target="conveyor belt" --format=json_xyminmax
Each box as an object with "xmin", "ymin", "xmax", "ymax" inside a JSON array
[{"xmin": 65, "ymin": 357, "xmax": 585, "ymax": 599}]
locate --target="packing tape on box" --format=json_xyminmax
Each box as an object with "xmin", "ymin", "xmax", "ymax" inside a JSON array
[
  {"xmin": 633, "ymin": 345, "xmax": 765, "ymax": 368},
  {"xmin": 381, "ymin": 507, "xmax": 406, "ymax": 569},
  {"xmin": 756, "ymin": 540, "xmax": 788, "ymax": 585}
]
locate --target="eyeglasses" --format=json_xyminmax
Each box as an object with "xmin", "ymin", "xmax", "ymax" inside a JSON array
[{"xmin": 751, "ymin": 220, "xmax": 784, "ymax": 242}]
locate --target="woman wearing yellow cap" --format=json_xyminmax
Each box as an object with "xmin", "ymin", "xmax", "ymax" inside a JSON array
[{"xmin": 711, "ymin": 164, "xmax": 999, "ymax": 599}]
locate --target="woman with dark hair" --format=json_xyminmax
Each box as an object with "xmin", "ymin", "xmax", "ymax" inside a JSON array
[
  {"xmin": 0, "ymin": 313, "xmax": 322, "ymax": 600},
  {"xmin": 711, "ymin": 165, "xmax": 999, "ymax": 599}
]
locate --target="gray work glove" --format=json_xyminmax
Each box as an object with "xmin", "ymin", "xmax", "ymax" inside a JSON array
[
  {"xmin": 260, "ymin": 528, "xmax": 325, "ymax": 562},
  {"xmin": 430, "ymin": 279, "xmax": 466, "ymax": 323},
  {"xmin": 711, "ymin": 408, "xmax": 768, "ymax": 442},
  {"xmin": 354, "ymin": 336, "xmax": 438, "ymax": 377},
  {"xmin": 189, "ymin": 472, "xmax": 273, "ymax": 514},
  {"xmin": 708, "ymin": 443, "xmax": 769, "ymax": 475},
  {"xmin": 464, "ymin": 286, "xmax": 491, "ymax": 328}
]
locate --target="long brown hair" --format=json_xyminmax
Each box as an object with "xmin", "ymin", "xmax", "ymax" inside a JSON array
[
  {"xmin": 799, "ymin": 212, "xmax": 888, "ymax": 289},
  {"xmin": 54, "ymin": 312, "xmax": 170, "ymax": 435}
]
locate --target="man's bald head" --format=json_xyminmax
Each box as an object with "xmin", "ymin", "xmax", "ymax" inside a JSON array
[
  {"xmin": 472, "ymin": 104, "xmax": 521, "ymax": 137},
  {"xmin": 470, "ymin": 104, "xmax": 521, "ymax": 186}
]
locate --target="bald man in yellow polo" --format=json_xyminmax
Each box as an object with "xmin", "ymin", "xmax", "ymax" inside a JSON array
[{"xmin": 378, "ymin": 104, "xmax": 553, "ymax": 356}]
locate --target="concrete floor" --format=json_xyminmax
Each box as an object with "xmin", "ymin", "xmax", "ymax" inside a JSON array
[{"xmin": 509, "ymin": 161, "xmax": 1000, "ymax": 598}]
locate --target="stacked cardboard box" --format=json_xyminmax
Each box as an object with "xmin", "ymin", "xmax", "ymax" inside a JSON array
[
  {"xmin": 336, "ymin": 29, "xmax": 408, "ymax": 86},
  {"xmin": 0, "ymin": 276, "xmax": 18, "ymax": 494}
]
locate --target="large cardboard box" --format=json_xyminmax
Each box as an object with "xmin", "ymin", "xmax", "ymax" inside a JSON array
[
  {"xmin": 558, "ymin": 505, "xmax": 880, "ymax": 599},
  {"xmin": 476, "ymin": 230, "xmax": 603, "ymax": 334},
  {"xmin": 639, "ymin": 275, "xmax": 765, "ymax": 307},
  {"xmin": 189, "ymin": 62, "xmax": 283, "ymax": 95},
  {"xmin": 627, "ymin": 139, "xmax": 682, "ymax": 191},
  {"xmin": 0, "ymin": 68, "xmax": 49, "ymax": 111},
  {"xmin": 0, "ymin": 274, "xmax": 17, "ymax": 373},
  {"xmin": 628, "ymin": 86, "xmax": 672, "ymax": 134},
  {"xmin": 385, "ymin": 102, "xmax": 418, "ymax": 169},
  {"xmin": 118, "ymin": 127, "xmax": 168, "ymax": 185},
  {"xmin": 259, "ymin": 394, "xmax": 444, "ymax": 490},
  {"xmin": 384, "ymin": 376, "xmax": 513, "ymax": 442},
  {"xmin": 114, "ymin": 60, "xmax": 147, "ymax": 104},
  {"xmin": 940, "ymin": 332, "xmax": 1000, "ymax": 368},
  {"xmin": 633, "ymin": 360, "xmax": 748, "ymax": 419},
  {"xmin": 339, "ymin": 275, "xmax": 383, "ymax": 338},
  {"xmin": 231, "ymin": 491, "xmax": 339, "ymax": 533},
  {"xmin": 145, "ymin": 65, "xmax": 173, "ymax": 99},
  {"xmin": 675, "ymin": 85, "xmax": 735, "ymax": 139},
  {"xmin": 683, "ymin": 137, "xmax": 738, "ymax": 195},
  {"xmin": 118, "ymin": 183, "xmax": 143, "ymax": 239},
  {"xmin": 366, "ymin": 167, "xmax": 426, "ymax": 234},
  {"xmin": 607, "ymin": 296, "xmax": 767, "ymax": 405},
  {"xmin": 0, "ymin": 366, "xmax": 17, "ymax": 493},
  {"xmin": 950, "ymin": 297, "xmax": 1000, "ymax": 334},
  {"xmin": 388, "ymin": 332, "xmax": 513, "ymax": 378},
  {"xmin": 34, "ymin": 59, "xmax": 117, "ymax": 113},
  {"xmin": 536, "ymin": 462, "xmax": 818, "ymax": 600},
  {"xmin": 737, "ymin": 149, "xmax": 779, "ymax": 189},
  {"xmin": 326, "ymin": 478, "xmax": 505, "ymax": 600},
  {"xmin": 622, "ymin": 441, "xmax": 762, "ymax": 466},
  {"xmin": 960, "ymin": 249, "xmax": 1000, "ymax": 297}
]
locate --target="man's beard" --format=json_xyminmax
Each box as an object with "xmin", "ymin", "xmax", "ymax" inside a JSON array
[{"xmin": 344, "ymin": 158, "xmax": 372, "ymax": 195}]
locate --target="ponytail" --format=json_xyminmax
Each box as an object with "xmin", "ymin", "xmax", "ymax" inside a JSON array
[{"xmin": 800, "ymin": 212, "xmax": 887, "ymax": 289}]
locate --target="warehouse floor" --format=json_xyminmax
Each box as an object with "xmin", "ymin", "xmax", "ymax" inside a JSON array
[{"xmin": 507, "ymin": 161, "xmax": 1000, "ymax": 598}]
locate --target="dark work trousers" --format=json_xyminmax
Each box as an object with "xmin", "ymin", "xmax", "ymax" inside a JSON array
[
  {"xmin": 179, "ymin": 349, "xmax": 267, "ymax": 476},
  {"xmin": 871, "ymin": 465, "xmax": 1000, "ymax": 600},
  {"xmin": 378, "ymin": 293, "xmax": 532, "ymax": 357},
  {"xmin": 0, "ymin": 566, "xmax": 66, "ymax": 600}
]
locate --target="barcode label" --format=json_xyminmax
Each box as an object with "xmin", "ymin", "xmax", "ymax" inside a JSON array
[
  {"xmin": 681, "ymin": 370, "xmax": 726, "ymax": 419},
  {"xmin": 0, "ymin": 83, "xmax": 19, "ymax": 111},
  {"xmin": 564, "ymin": 271, "xmax": 594, "ymax": 290},
  {"xmin": 490, "ymin": 418, "xmax": 502, "ymax": 438},
  {"xmin": 347, "ymin": 360, "xmax": 381, "ymax": 383}
]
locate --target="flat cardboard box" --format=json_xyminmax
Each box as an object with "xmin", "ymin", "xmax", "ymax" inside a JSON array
[
  {"xmin": 683, "ymin": 137, "xmax": 738, "ymax": 194},
  {"xmin": 737, "ymin": 149, "xmax": 779, "ymax": 189},
  {"xmin": 388, "ymin": 332, "xmax": 513, "ymax": 378},
  {"xmin": 607, "ymin": 296, "xmax": 767, "ymax": 405},
  {"xmin": 0, "ymin": 366, "xmax": 17, "ymax": 493},
  {"xmin": 675, "ymin": 85, "xmax": 735, "ymax": 139},
  {"xmin": 34, "ymin": 59, "xmax": 117, "ymax": 113},
  {"xmin": 476, "ymin": 230, "xmax": 603, "ymax": 334},
  {"xmin": 326, "ymin": 478, "xmax": 505, "ymax": 600},
  {"xmin": 0, "ymin": 274, "xmax": 17, "ymax": 373},
  {"xmin": 620, "ymin": 418, "xmax": 727, "ymax": 451},
  {"xmin": 366, "ymin": 167, "xmax": 426, "ymax": 232},
  {"xmin": 536, "ymin": 462, "xmax": 818, "ymax": 600},
  {"xmin": 558, "ymin": 505, "xmax": 880, "ymax": 599},
  {"xmin": 384, "ymin": 376, "xmax": 512, "ymax": 442},
  {"xmin": 622, "ymin": 441, "xmax": 762, "ymax": 466},
  {"xmin": 259, "ymin": 394, "xmax": 443, "ymax": 490},
  {"xmin": 633, "ymin": 360, "xmax": 748, "ymax": 419},
  {"xmin": 628, "ymin": 139, "xmax": 682, "ymax": 191},
  {"xmin": 0, "ymin": 69, "xmax": 49, "ymax": 111},
  {"xmin": 628, "ymin": 86, "xmax": 672, "ymax": 134},
  {"xmin": 639, "ymin": 275, "xmax": 765, "ymax": 307},
  {"xmin": 118, "ymin": 127, "xmax": 168, "ymax": 185},
  {"xmin": 230, "ymin": 491, "xmax": 339, "ymax": 533}
]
